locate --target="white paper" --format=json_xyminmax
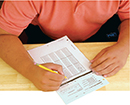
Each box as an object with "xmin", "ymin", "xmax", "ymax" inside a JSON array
[{"xmin": 28, "ymin": 36, "xmax": 109, "ymax": 104}]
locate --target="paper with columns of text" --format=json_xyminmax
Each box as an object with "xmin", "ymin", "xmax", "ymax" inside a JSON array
[{"xmin": 28, "ymin": 36, "xmax": 109, "ymax": 104}]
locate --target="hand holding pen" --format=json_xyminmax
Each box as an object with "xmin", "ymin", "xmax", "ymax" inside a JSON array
[
  {"xmin": 29, "ymin": 63, "xmax": 65, "ymax": 91},
  {"xmin": 34, "ymin": 63, "xmax": 68, "ymax": 79}
]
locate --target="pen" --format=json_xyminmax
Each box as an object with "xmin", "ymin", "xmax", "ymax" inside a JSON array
[{"xmin": 34, "ymin": 63, "xmax": 68, "ymax": 79}]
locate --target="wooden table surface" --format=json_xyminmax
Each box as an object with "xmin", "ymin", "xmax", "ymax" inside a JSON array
[{"xmin": 0, "ymin": 42, "xmax": 129, "ymax": 91}]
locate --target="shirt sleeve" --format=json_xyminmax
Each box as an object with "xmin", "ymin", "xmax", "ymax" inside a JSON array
[
  {"xmin": 117, "ymin": 0, "xmax": 130, "ymax": 21},
  {"xmin": 0, "ymin": 1, "xmax": 38, "ymax": 35}
]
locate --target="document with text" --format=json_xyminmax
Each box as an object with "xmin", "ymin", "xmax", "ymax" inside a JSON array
[{"xmin": 28, "ymin": 36, "xmax": 109, "ymax": 104}]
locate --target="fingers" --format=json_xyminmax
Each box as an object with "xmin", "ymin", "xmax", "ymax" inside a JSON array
[
  {"xmin": 90, "ymin": 56, "xmax": 119, "ymax": 77},
  {"xmin": 103, "ymin": 66, "xmax": 120, "ymax": 77},
  {"xmin": 37, "ymin": 80, "xmax": 61, "ymax": 91},
  {"xmin": 90, "ymin": 49, "xmax": 106, "ymax": 63},
  {"xmin": 40, "ymin": 77, "xmax": 63, "ymax": 91},
  {"xmin": 90, "ymin": 62, "xmax": 120, "ymax": 78},
  {"xmin": 42, "ymin": 63, "xmax": 64, "ymax": 75},
  {"xmin": 42, "ymin": 77, "xmax": 62, "ymax": 87},
  {"xmin": 41, "ymin": 63, "xmax": 65, "ymax": 81},
  {"xmin": 95, "ymin": 63, "xmax": 118, "ymax": 76},
  {"xmin": 43, "ymin": 70, "xmax": 65, "ymax": 82},
  {"xmin": 90, "ymin": 51, "xmax": 108, "ymax": 72},
  {"xmin": 33, "ymin": 63, "xmax": 65, "ymax": 91},
  {"xmin": 89, "ymin": 47, "xmax": 123, "ymax": 78},
  {"xmin": 37, "ymin": 71, "xmax": 64, "ymax": 92},
  {"xmin": 90, "ymin": 49, "xmax": 109, "ymax": 71},
  {"xmin": 91, "ymin": 58, "xmax": 115, "ymax": 72}
]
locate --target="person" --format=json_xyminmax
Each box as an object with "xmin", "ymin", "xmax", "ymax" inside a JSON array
[{"xmin": 0, "ymin": 1, "xmax": 129, "ymax": 91}]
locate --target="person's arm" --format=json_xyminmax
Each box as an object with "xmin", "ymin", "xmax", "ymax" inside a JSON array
[
  {"xmin": 90, "ymin": 19, "xmax": 130, "ymax": 77},
  {"xmin": 0, "ymin": 28, "xmax": 64, "ymax": 91}
]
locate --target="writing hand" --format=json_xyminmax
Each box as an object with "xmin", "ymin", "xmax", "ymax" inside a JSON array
[{"xmin": 28, "ymin": 63, "xmax": 64, "ymax": 91}]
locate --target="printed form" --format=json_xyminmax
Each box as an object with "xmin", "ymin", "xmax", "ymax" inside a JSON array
[{"xmin": 28, "ymin": 36, "xmax": 109, "ymax": 104}]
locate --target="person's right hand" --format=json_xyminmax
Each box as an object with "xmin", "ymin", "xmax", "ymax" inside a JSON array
[{"xmin": 28, "ymin": 63, "xmax": 65, "ymax": 91}]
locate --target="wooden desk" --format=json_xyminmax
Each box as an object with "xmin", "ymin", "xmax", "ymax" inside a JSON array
[{"xmin": 0, "ymin": 42, "xmax": 129, "ymax": 91}]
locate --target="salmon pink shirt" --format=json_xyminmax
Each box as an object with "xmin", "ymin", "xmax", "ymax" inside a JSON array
[{"xmin": 0, "ymin": 0, "xmax": 129, "ymax": 41}]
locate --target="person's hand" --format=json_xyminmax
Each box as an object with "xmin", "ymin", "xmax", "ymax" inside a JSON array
[
  {"xmin": 28, "ymin": 63, "xmax": 65, "ymax": 91},
  {"xmin": 90, "ymin": 43, "xmax": 129, "ymax": 77}
]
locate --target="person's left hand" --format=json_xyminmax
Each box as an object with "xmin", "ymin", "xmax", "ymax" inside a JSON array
[{"xmin": 90, "ymin": 43, "xmax": 129, "ymax": 77}]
